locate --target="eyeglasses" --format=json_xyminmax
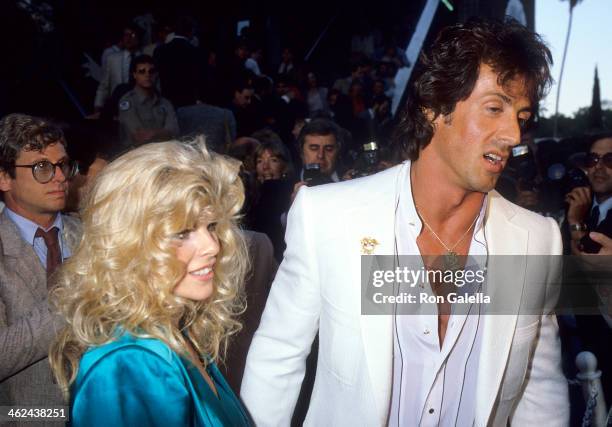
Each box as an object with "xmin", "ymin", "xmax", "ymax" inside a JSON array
[
  {"xmin": 585, "ymin": 152, "xmax": 612, "ymax": 169},
  {"xmin": 135, "ymin": 67, "xmax": 157, "ymax": 75},
  {"xmin": 14, "ymin": 159, "xmax": 78, "ymax": 184}
]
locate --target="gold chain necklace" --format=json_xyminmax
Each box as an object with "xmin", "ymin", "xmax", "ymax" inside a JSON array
[{"xmin": 417, "ymin": 209, "xmax": 479, "ymax": 270}]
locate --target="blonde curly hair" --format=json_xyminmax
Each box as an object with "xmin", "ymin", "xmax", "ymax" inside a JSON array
[{"xmin": 49, "ymin": 138, "xmax": 249, "ymax": 399}]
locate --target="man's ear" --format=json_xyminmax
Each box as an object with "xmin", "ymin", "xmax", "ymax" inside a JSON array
[
  {"xmin": 423, "ymin": 107, "xmax": 436, "ymax": 123},
  {"xmin": 0, "ymin": 170, "xmax": 12, "ymax": 192},
  {"xmin": 424, "ymin": 107, "xmax": 451, "ymax": 126}
]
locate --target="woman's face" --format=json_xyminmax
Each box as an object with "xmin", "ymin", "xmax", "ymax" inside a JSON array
[
  {"xmin": 173, "ymin": 223, "xmax": 219, "ymax": 301},
  {"xmin": 256, "ymin": 149, "xmax": 286, "ymax": 182}
]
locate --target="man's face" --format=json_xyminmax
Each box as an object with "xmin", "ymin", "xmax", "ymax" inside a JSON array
[
  {"xmin": 302, "ymin": 134, "xmax": 338, "ymax": 176},
  {"xmin": 133, "ymin": 63, "xmax": 157, "ymax": 90},
  {"xmin": 123, "ymin": 28, "xmax": 139, "ymax": 51},
  {"xmin": 234, "ymin": 88, "xmax": 254, "ymax": 108},
  {"xmin": 282, "ymin": 48, "xmax": 292, "ymax": 63},
  {"xmin": 276, "ymin": 82, "xmax": 289, "ymax": 97},
  {"xmin": 0, "ymin": 142, "xmax": 69, "ymax": 225},
  {"xmin": 587, "ymin": 137, "xmax": 612, "ymax": 199},
  {"xmin": 425, "ymin": 64, "xmax": 531, "ymax": 193}
]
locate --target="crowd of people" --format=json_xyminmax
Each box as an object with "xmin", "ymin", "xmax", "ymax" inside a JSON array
[{"xmin": 0, "ymin": 14, "xmax": 611, "ymax": 427}]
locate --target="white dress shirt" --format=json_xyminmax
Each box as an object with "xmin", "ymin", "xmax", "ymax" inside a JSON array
[{"xmin": 389, "ymin": 166, "xmax": 488, "ymax": 426}]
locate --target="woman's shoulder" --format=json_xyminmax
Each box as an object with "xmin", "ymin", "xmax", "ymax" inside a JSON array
[{"xmin": 77, "ymin": 333, "xmax": 178, "ymax": 380}]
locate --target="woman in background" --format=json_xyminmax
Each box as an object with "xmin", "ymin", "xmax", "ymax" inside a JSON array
[
  {"xmin": 252, "ymin": 140, "xmax": 294, "ymax": 261},
  {"xmin": 50, "ymin": 138, "xmax": 251, "ymax": 426}
]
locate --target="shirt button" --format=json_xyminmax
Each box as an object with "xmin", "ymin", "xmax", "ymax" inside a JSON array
[{"xmin": 429, "ymin": 408, "xmax": 435, "ymax": 414}]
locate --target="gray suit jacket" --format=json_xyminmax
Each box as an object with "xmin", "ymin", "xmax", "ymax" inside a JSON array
[{"xmin": 0, "ymin": 211, "xmax": 81, "ymax": 424}]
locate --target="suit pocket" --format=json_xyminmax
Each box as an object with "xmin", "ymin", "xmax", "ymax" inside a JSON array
[
  {"xmin": 500, "ymin": 320, "xmax": 539, "ymax": 400},
  {"xmin": 319, "ymin": 303, "xmax": 361, "ymax": 386}
]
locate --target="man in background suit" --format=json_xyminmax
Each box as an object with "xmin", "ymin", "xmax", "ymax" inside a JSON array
[
  {"xmin": 0, "ymin": 114, "xmax": 81, "ymax": 425},
  {"xmin": 154, "ymin": 16, "xmax": 204, "ymax": 108}
]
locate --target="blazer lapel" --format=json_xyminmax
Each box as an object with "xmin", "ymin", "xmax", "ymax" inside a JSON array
[
  {"xmin": 348, "ymin": 196, "xmax": 397, "ymax": 422},
  {"xmin": 475, "ymin": 193, "xmax": 528, "ymax": 425},
  {"xmin": 61, "ymin": 214, "xmax": 83, "ymax": 254},
  {"xmin": 0, "ymin": 211, "xmax": 46, "ymax": 296}
]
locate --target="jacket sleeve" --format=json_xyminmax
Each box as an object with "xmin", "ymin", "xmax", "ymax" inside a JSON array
[
  {"xmin": 0, "ymin": 295, "xmax": 63, "ymax": 381},
  {"xmin": 240, "ymin": 187, "xmax": 321, "ymax": 427},
  {"xmin": 71, "ymin": 346, "xmax": 191, "ymax": 427},
  {"xmin": 510, "ymin": 218, "xmax": 569, "ymax": 426}
]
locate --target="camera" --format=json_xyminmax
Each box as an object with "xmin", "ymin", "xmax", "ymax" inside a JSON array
[
  {"xmin": 303, "ymin": 163, "xmax": 333, "ymax": 187},
  {"xmin": 352, "ymin": 142, "xmax": 379, "ymax": 178}
]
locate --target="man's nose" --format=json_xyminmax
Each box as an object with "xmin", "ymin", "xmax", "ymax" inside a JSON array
[
  {"xmin": 594, "ymin": 158, "xmax": 606, "ymax": 170},
  {"xmin": 498, "ymin": 117, "xmax": 521, "ymax": 148},
  {"xmin": 52, "ymin": 164, "xmax": 67, "ymax": 183},
  {"xmin": 316, "ymin": 148, "xmax": 325, "ymax": 159}
]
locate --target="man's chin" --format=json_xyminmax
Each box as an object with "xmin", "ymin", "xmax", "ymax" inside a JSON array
[{"xmin": 468, "ymin": 176, "xmax": 499, "ymax": 194}]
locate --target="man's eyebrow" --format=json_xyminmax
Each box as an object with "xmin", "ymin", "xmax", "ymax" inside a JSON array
[
  {"xmin": 483, "ymin": 91, "xmax": 513, "ymax": 104},
  {"xmin": 30, "ymin": 154, "xmax": 68, "ymax": 163},
  {"xmin": 484, "ymin": 91, "xmax": 532, "ymax": 112}
]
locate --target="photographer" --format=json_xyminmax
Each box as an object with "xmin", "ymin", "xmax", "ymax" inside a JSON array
[
  {"xmin": 290, "ymin": 119, "xmax": 342, "ymax": 202},
  {"xmin": 565, "ymin": 135, "xmax": 612, "ymax": 254}
]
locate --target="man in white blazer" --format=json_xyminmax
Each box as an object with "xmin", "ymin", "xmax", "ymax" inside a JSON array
[{"xmin": 241, "ymin": 18, "xmax": 569, "ymax": 426}]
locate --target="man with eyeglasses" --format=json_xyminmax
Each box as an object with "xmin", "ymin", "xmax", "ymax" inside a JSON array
[
  {"xmin": 0, "ymin": 113, "xmax": 82, "ymax": 419},
  {"xmin": 118, "ymin": 54, "xmax": 179, "ymax": 149}
]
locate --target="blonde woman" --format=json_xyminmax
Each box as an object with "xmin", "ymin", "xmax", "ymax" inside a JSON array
[{"xmin": 50, "ymin": 139, "xmax": 251, "ymax": 426}]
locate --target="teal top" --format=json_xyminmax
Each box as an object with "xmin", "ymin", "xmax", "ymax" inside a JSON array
[{"xmin": 69, "ymin": 333, "xmax": 251, "ymax": 427}]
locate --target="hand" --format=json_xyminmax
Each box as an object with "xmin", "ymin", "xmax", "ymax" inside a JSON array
[
  {"xmin": 577, "ymin": 233, "xmax": 612, "ymax": 316},
  {"xmin": 586, "ymin": 232, "xmax": 612, "ymax": 255},
  {"xmin": 291, "ymin": 181, "xmax": 306, "ymax": 204},
  {"xmin": 576, "ymin": 232, "xmax": 612, "ymax": 267},
  {"xmin": 341, "ymin": 169, "xmax": 356, "ymax": 181},
  {"xmin": 564, "ymin": 186, "xmax": 592, "ymax": 225}
]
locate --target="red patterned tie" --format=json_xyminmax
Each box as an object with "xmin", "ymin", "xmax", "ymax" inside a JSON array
[{"xmin": 35, "ymin": 227, "xmax": 61, "ymax": 280}]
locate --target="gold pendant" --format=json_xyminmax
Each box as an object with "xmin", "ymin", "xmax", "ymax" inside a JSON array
[{"xmin": 444, "ymin": 251, "xmax": 459, "ymax": 271}]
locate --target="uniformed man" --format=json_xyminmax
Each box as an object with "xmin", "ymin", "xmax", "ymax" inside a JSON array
[{"xmin": 118, "ymin": 54, "xmax": 179, "ymax": 149}]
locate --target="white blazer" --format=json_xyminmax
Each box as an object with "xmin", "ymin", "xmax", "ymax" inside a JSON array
[{"xmin": 241, "ymin": 162, "xmax": 569, "ymax": 426}]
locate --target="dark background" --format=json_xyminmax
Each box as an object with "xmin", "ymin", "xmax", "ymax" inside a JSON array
[{"xmin": 0, "ymin": 0, "xmax": 533, "ymax": 121}]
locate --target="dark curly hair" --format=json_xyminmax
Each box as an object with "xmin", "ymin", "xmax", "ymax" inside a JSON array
[
  {"xmin": 0, "ymin": 113, "xmax": 66, "ymax": 178},
  {"xmin": 394, "ymin": 18, "xmax": 553, "ymax": 160}
]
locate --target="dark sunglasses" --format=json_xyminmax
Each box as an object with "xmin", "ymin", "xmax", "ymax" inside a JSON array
[
  {"xmin": 14, "ymin": 159, "xmax": 78, "ymax": 184},
  {"xmin": 585, "ymin": 152, "xmax": 612, "ymax": 169},
  {"xmin": 135, "ymin": 67, "xmax": 157, "ymax": 75}
]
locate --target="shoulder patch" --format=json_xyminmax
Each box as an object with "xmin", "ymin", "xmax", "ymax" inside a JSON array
[{"xmin": 119, "ymin": 100, "xmax": 131, "ymax": 111}]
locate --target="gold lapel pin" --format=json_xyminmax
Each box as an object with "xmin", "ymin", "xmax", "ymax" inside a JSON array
[{"xmin": 360, "ymin": 237, "xmax": 379, "ymax": 255}]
